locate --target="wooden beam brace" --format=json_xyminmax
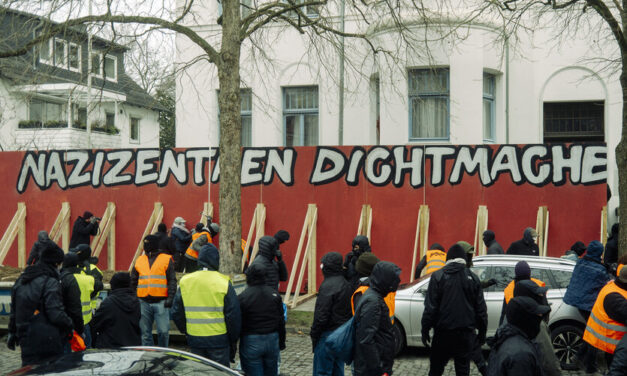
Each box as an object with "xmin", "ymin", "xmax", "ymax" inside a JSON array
[
  {"xmin": 128, "ymin": 202, "xmax": 162, "ymax": 271},
  {"xmin": 284, "ymin": 205, "xmax": 313, "ymax": 304}
]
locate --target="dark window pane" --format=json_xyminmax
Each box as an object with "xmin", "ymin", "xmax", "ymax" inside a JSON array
[
  {"xmin": 551, "ymin": 269, "xmax": 573, "ymax": 289},
  {"xmin": 285, "ymin": 115, "xmax": 299, "ymax": 146},
  {"xmin": 543, "ymin": 102, "xmax": 604, "ymax": 142},
  {"xmin": 491, "ymin": 266, "xmax": 515, "ymax": 292}
]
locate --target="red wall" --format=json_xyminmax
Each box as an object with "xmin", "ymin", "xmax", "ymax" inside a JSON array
[{"xmin": 0, "ymin": 144, "xmax": 607, "ymax": 288}]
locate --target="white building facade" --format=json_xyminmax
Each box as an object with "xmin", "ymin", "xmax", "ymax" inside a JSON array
[{"xmin": 176, "ymin": 1, "xmax": 620, "ymax": 218}]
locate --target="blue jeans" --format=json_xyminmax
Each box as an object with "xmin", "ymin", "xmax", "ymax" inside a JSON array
[
  {"xmin": 83, "ymin": 323, "xmax": 92, "ymax": 349},
  {"xmin": 240, "ymin": 332, "xmax": 279, "ymax": 376},
  {"xmin": 314, "ymin": 331, "xmax": 345, "ymax": 376},
  {"xmin": 139, "ymin": 300, "xmax": 170, "ymax": 347},
  {"xmin": 191, "ymin": 346, "xmax": 230, "ymax": 367}
]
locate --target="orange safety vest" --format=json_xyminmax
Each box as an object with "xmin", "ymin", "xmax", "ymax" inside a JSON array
[
  {"xmin": 618, "ymin": 264, "xmax": 624, "ymax": 277},
  {"xmin": 504, "ymin": 278, "xmax": 546, "ymax": 304},
  {"xmin": 583, "ymin": 281, "xmax": 627, "ymax": 354},
  {"xmin": 135, "ymin": 253, "xmax": 172, "ymax": 298},
  {"xmin": 424, "ymin": 250, "xmax": 447, "ymax": 275},
  {"xmin": 351, "ymin": 285, "xmax": 396, "ymax": 323},
  {"xmin": 185, "ymin": 231, "xmax": 212, "ymax": 260}
]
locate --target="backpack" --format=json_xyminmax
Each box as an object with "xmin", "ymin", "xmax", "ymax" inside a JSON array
[{"xmin": 324, "ymin": 316, "xmax": 356, "ymax": 364}]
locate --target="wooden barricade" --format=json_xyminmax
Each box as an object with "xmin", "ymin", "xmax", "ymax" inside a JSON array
[
  {"xmin": 90, "ymin": 202, "xmax": 116, "ymax": 270},
  {"xmin": 601, "ymin": 206, "xmax": 608, "ymax": 245},
  {"xmin": 284, "ymin": 204, "xmax": 318, "ymax": 308},
  {"xmin": 410, "ymin": 205, "xmax": 429, "ymax": 282},
  {"xmin": 0, "ymin": 202, "xmax": 26, "ymax": 267},
  {"xmin": 200, "ymin": 202, "xmax": 214, "ymax": 226},
  {"xmin": 128, "ymin": 202, "xmax": 163, "ymax": 271},
  {"xmin": 474, "ymin": 206, "xmax": 488, "ymax": 256},
  {"xmin": 49, "ymin": 202, "xmax": 71, "ymax": 253},
  {"xmin": 241, "ymin": 203, "xmax": 266, "ymax": 272},
  {"xmin": 357, "ymin": 204, "xmax": 373, "ymax": 240},
  {"xmin": 536, "ymin": 206, "xmax": 549, "ymax": 257}
]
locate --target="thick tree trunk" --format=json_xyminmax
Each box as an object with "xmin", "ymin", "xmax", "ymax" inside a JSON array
[
  {"xmin": 617, "ymin": 68, "xmax": 627, "ymax": 259},
  {"xmin": 217, "ymin": 0, "xmax": 242, "ymax": 274}
]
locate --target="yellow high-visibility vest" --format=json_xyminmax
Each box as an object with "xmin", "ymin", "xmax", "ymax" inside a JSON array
[
  {"xmin": 74, "ymin": 272, "xmax": 95, "ymax": 325},
  {"xmin": 180, "ymin": 270, "xmax": 230, "ymax": 337}
]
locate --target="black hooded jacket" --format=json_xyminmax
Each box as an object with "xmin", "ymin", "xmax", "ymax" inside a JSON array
[
  {"xmin": 250, "ymin": 236, "xmax": 287, "ymax": 290},
  {"xmin": 27, "ymin": 232, "xmax": 63, "ymax": 266},
  {"xmin": 483, "ymin": 230, "xmax": 504, "ymax": 255},
  {"xmin": 91, "ymin": 287, "xmax": 141, "ymax": 348},
  {"xmin": 354, "ymin": 261, "xmax": 400, "ymax": 376},
  {"xmin": 506, "ymin": 228, "xmax": 539, "ymax": 256},
  {"xmin": 9, "ymin": 263, "xmax": 73, "ymax": 364},
  {"xmin": 421, "ymin": 261, "xmax": 488, "ymax": 335},
  {"xmin": 605, "ymin": 223, "xmax": 619, "ymax": 265},
  {"xmin": 310, "ymin": 252, "xmax": 353, "ymax": 348},
  {"xmin": 69, "ymin": 216, "xmax": 99, "ymax": 248},
  {"xmin": 486, "ymin": 324, "xmax": 542, "ymax": 376},
  {"xmin": 344, "ymin": 235, "xmax": 371, "ymax": 281},
  {"xmin": 60, "ymin": 266, "xmax": 84, "ymax": 334}
]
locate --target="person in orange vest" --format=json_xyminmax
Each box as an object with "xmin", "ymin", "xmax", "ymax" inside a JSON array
[
  {"xmin": 582, "ymin": 266, "xmax": 627, "ymax": 372},
  {"xmin": 350, "ymin": 252, "xmax": 396, "ymax": 323},
  {"xmin": 498, "ymin": 260, "xmax": 546, "ymax": 325},
  {"xmin": 184, "ymin": 223, "xmax": 213, "ymax": 273},
  {"xmin": 131, "ymin": 234, "xmax": 177, "ymax": 347},
  {"xmin": 414, "ymin": 243, "xmax": 446, "ymax": 278}
]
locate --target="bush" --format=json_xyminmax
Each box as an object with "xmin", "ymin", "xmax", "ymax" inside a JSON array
[
  {"xmin": 90, "ymin": 120, "xmax": 120, "ymax": 135},
  {"xmin": 18, "ymin": 120, "xmax": 42, "ymax": 129},
  {"xmin": 43, "ymin": 120, "xmax": 68, "ymax": 128}
]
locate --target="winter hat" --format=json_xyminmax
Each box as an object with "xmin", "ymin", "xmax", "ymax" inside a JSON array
[
  {"xmin": 258, "ymin": 236, "xmax": 279, "ymax": 259},
  {"xmin": 446, "ymin": 244, "xmax": 467, "ymax": 261},
  {"xmin": 157, "ymin": 223, "xmax": 167, "ymax": 233},
  {"xmin": 173, "ymin": 217, "xmax": 186, "ymax": 225},
  {"xmin": 321, "ymin": 252, "xmax": 344, "ymax": 274},
  {"xmin": 70, "ymin": 244, "xmax": 91, "ymax": 262},
  {"xmin": 514, "ymin": 261, "xmax": 531, "ymax": 280},
  {"xmin": 430, "ymin": 243, "xmax": 445, "ymax": 252},
  {"xmin": 528, "ymin": 228, "xmax": 538, "ymax": 238},
  {"xmin": 274, "ymin": 230, "xmax": 290, "ymax": 245},
  {"xmin": 195, "ymin": 223, "xmax": 204, "ymax": 232},
  {"xmin": 198, "ymin": 243, "xmax": 220, "ymax": 270},
  {"xmin": 352, "ymin": 235, "xmax": 371, "ymax": 253},
  {"xmin": 482, "ymin": 230, "xmax": 495, "ymax": 244},
  {"xmin": 506, "ymin": 296, "xmax": 550, "ymax": 339},
  {"xmin": 110, "ymin": 272, "xmax": 131, "ymax": 290},
  {"xmin": 83, "ymin": 211, "xmax": 94, "ymax": 219},
  {"xmin": 456, "ymin": 241, "xmax": 475, "ymax": 255},
  {"xmin": 40, "ymin": 243, "xmax": 64, "ymax": 265},
  {"xmin": 37, "ymin": 230, "xmax": 50, "ymax": 242},
  {"xmin": 570, "ymin": 241, "xmax": 587, "ymax": 256},
  {"xmin": 62, "ymin": 252, "xmax": 79, "ymax": 268},
  {"xmin": 370, "ymin": 261, "xmax": 402, "ymax": 295},
  {"xmin": 618, "ymin": 265, "xmax": 627, "ymax": 284},
  {"xmin": 143, "ymin": 234, "xmax": 160, "ymax": 253},
  {"xmin": 355, "ymin": 252, "xmax": 380, "ymax": 277},
  {"xmin": 586, "ymin": 240, "xmax": 604, "ymax": 260},
  {"xmin": 245, "ymin": 263, "xmax": 266, "ymax": 286},
  {"xmin": 209, "ymin": 222, "xmax": 220, "ymax": 237}
]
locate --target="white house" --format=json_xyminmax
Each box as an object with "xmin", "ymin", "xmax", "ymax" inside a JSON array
[
  {"xmin": 175, "ymin": 1, "xmax": 621, "ymax": 221},
  {"xmin": 0, "ymin": 8, "xmax": 162, "ymax": 150}
]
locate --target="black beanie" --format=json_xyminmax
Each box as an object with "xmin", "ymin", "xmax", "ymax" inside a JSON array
[
  {"xmin": 40, "ymin": 244, "xmax": 64, "ymax": 265},
  {"xmin": 70, "ymin": 244, "xmax": 91, "ymax": 262},
  {"xmin": 446, "ymin": 244, "xmax": 466, "ymax": 261},
  {"xmin": 195, "ymin": 223, "xmax": 204, "ymax": 232},
  {"xmin": 63, "ymin": 252, "xmax": 79, "ymax": 268},
  {"xmin": 83, "ymin": 211, "xmax": 93, "ymax": 219},
  {"xmin": 355, "ymin": 252, "xmax": 380, "ymax": 277},
  {"xmin": 274, "ymin": 230, "xmax": 290, "ymax": 245},
  {"xmin": 110, "ymin": 272, "xmax": 131, "ymax": 290},
  {"xmin": 143, "ymin": 234, "xmax": 160, "ymax": 253}
]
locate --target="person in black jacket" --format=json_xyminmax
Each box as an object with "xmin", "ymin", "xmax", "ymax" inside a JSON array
[
  {"xmin": 506, "ymin": 227, "xmax": 539, "ymax": 256},
  {"xmin": 250, "ymin": 235, "xmax": 288, "ymax": 291},
  {"xmin": 421, "ymin": 244, "xmax": 488, "ymax": 376},
  {"xmin": 7, "ymin": 244, "xmax": 73, "ymax": 366},
  {"xmin": 69, "ymin": 211, "xmax": 100, "ymax": 248},
  {"xmin": 91, "ymin": 272, "xmax": 141, "ymax": 348},
  {"xmin": 60, "ymin": 253, "xmax": 85, "ymax": 340},
  {"xmin": 311, "ymin": 252, "xmax": 353, "ymax": 376},
  {"xmin": 171, "ymin": 217, "xmax": 192, "ymax": 272},
  {"xmin": 27, "ymin": 231, "xmax": 63, "ymax": 265},
  {"xmin": 486, "ymin": 296, "xmax": 549, "ymax": 376},
  {"xmin": 354, "ymin": 261, "xmax": 401, "ymax": 376},
  {"xmin": 482, "ymin": 230, "xmax": 504, "ymax": 255},
  {"xmin": 605, "ymin": 223, "xmax": 619, "ymax": 265},
  {"xmin": 238, "ymin": 263, "xmax": 286, "ymax": 376},
  {"xmin": 344, "ymin": 235, "xmax": 372, "ymax": 284},
  {"xmin": 154, "ymin": 223, "xmax": 171, "ymax": 254}
]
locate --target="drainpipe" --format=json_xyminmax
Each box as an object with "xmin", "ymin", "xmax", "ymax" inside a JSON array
[
  {"xmin": 505, "ymin": 33, "xmax": 510, "ymax": 144},
  {"xmin": 338, "ymin": 0, "xmax": 345, "ymax": 145},
  {"xmin": 86, "ymin": 0, "xmax": 93, "ymax": 149}
]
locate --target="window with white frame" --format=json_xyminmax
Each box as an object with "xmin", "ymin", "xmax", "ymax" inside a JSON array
[
  {"xmin": 283, "ymin": 86, "xmax": 318, "ymax": 146},
  {"xmin": 483, "ymin": 73, "xmax": 496, "ymax": 141},
  {"xmin": 104, "ymin": 55, "xmax": 117, "ymax": 81},
  {"xmin": 408, "ymin": 68, "xmax": 449, "ymax": 140},
  {"xmin": 130, "ymin": 117, "xmax": 140, "ymax": 142},
  {"xmin": 241, "ymin": 89, "xmax": 253, "ymax": 147},
  {"xmin": 54, "ymin": 38, "xmax": 68, "ymax": 68},
  {"xmin": 68, "ymin": 43, "xmax": 81, "ymax": 71},
  {"xmin": 91, "ymin": 52, "xmax": 103, "ymax": 76},
  {"xmin": 28, "ymin": 99, "xmax": 65, "ymax": 123},
  {"xmin": 39, "ymin": 39, "xmax": 53, "ymax": 64}
]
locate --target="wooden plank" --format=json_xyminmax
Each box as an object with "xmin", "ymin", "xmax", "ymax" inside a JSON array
[
  {"xmin": 366, "ymin": 205, "xmax": 373, "ymax": 241},
  {"xmin": 284, "ymin": 205, "xmax": 313, "ymax": 304},
  {"xmin": 107, "ymin": 203, "xmax": 116, "ymax": 270},
  {"xmin": 292, "ymin": 208, "xmax": 317, "ymax": 309},
  {"xmin": 475, "ymin": 206, "xmax": 488, "ymax": 256},
  {"xmin": 248, "ymin": 203, "xmax": 266, "ymax": 264},
  {"xmin": 0, "ymin": 203, "xmax": 26, "ymax": 266},
  {"xmin": 543, "ymin": 209, "xmax": 549, "ymax": 257},
  {"xmin": 410, "ymin": 206, "xmax": 422, "ymax": 282},
  {"xmin": 601, "ymin": 206, "xmax": 608, "ymax": 245},
  {"xmin": 17, "ymin": 203, "xmax": 26, "ymax": 268},
  {"xmin": 200, "ymin": 202, "xmax": 214, "ymax": 226},
  {"xmin": 242, "ymin": 205, "xmax": 258, "ymax": 271},
  {"xmin": 61, "ymin": 203, "xmax": 71, "ymax": 253},
  {"xmin": 295, "ymin": 293, "xmax": 317, "ymax": 306},
  {"xmin": 93, "ymin": 203, "xmax": 116, "ymax": 259},
  {"xmin": 128, "ymin": 202, "xmax": 161, "ymax": 271},
  {"xmin": 357, "ymin": 205, "xmax": 365, "ymax": 236},
  {"xmin": 419, "ymin": 205, "xmax": 430, "ymax": 259},
  {"xmin": 308, "ymin": 205, "xmax": 318, "ymax": 295}
]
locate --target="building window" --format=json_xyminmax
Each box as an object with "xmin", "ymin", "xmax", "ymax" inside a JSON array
[
  {"xmin": 54, "ymin": 38, "xmax": 68, "ymax": 68},
  {"xmin": 104, "ymin": 55, "xmax": 117, "ymax": 81},
  {"xmin": 105, "ymin": 112, "xmax": 115, "ymax": 128},
  {"xmin": 130, "ymin": 117, "xmax": 140, "ymax": 142},
  {"xmin": 544, "ymin": 101, "xmax": 604, "ymax": 142},
  {"xmin": 408, "ymin": 68, "xmax": 449, "ymax": 140},
  {"xmin": 483, "ymin": 73, "xmax": 495, "ymax": 141},
  {"xmin": 283, "ymin": 86, "xmax": 319, "ymax": 146},
  {"xmin": 39, "ymin": 39, "xmax": 53, "ymax": 64},
  {"xmin": 28, "ymin": 99, "xmax": 65, "ymax": 124},
  {"xmin": 91, "ymin": 52, "xmax": 103, "ymax": 76},
  {"xmin": 241, "ymin": 89, "xmax": 253, "ymax": 147},
  {"xmin": 68, "ymin": 43, "xmax": 81, "ymax": 71}
]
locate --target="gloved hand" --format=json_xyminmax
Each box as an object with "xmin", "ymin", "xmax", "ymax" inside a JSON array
[
  {"xmin": 274, "ymin": 230, "xmax": 290, "ymax": 245},
  {"xmin": 477, "ymin": 330, "xmax": 487, "ymax": 346},
  {"xmin": 276, "ymin": 249, "xmax": 283, "ymax": 262},
  {"xmin": 486, "ymin": 278, "xmax": 497, "ymax": 287},
  {"xmin": 164, "ymin": 297, "xmax": 174, "ymax": 309},
  {"xmin": 421, "ymin": 330, "xmax": 431, "ymax": 348},
  {"xmin": 90, "ymin": 216, "xmax": 99, "ymax": 224},
  {"xmin": 311, "ymin": 338, "xmax": 318, "ymax": 353},
  {"xmin": 7, "ymin": 333, "xmax": 17, "ymax": 350}
]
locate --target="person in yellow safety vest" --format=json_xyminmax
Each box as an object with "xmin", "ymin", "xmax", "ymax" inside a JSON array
[
  {"xmin": 69, "ymin": 244, "xmax": 102, "ymax": 348},
  {"xmin": 414, "ymin": 243, "xmax": 447, "ymax": 278},
  {"xmin": 59, "ymin": 252, "xmax": 86, "ymax": 351},
  {"xmin": 172, "ymin": 243, "xmax": 241, "ymax": 367},
  {"xmin": 582, "ymin": 266, "xmax": 627, "ymax": 369},
  {"xmin": 184, "ymin": 222, "xmax": 220, "ymax": 273},
  {"xmin": 350, "ymin": 252, "xmax": 396, "ymax": 323},
  {"xmin": 498, "ymin": 260, "xmax": 546, "ymax": 326},
  {"xmin": 131, "ymin": 234, "xmax": 177, "ymax": 347}
]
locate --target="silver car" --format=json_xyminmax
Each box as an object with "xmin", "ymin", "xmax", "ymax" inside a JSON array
[{"xmin": 393, "ymin": 255, "xmax": 585, "ymax": 369}]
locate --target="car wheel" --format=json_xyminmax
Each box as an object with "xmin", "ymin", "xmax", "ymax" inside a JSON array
[
  {"xmin": 392, "ymin": 320, "xmax": 406, "ymax": 356},
  {"xmin": 551, "ymin": 324, "xmax": 584, "ymax": 370}
]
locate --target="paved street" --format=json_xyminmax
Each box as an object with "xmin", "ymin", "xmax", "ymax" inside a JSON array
[{"xmin": 0, "ymin": 332, "xmax": 591, "ymax": 375}]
